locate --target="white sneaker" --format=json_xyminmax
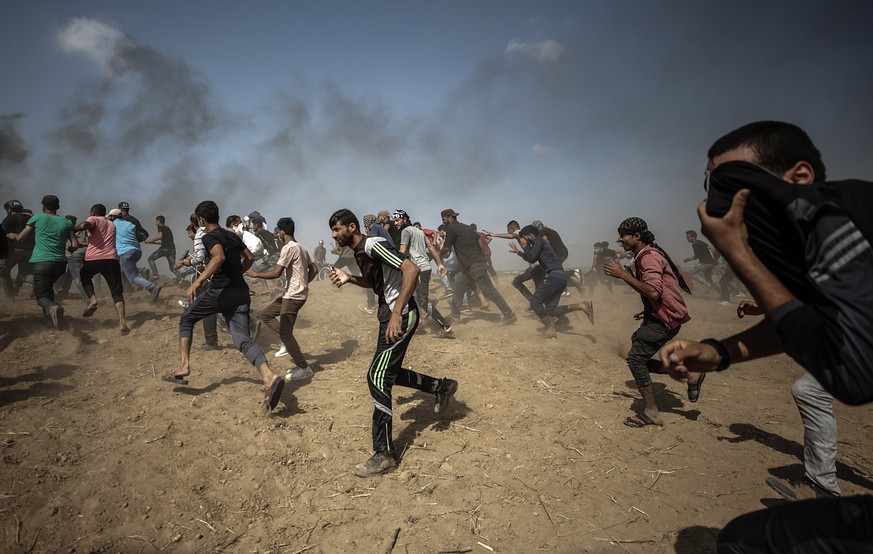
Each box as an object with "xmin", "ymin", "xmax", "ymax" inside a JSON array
[
  {"xmin": 274, "ymin": 346, "xmax": 288, "ymax": 358},
  {"xmin": 285, "ymin": 366, "xmax": 314, "ymax": 381}
]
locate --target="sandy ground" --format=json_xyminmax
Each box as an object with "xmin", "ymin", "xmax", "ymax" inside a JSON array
[{"xmin": 1, "ymin": 273, "xmax": 872, "ymax": 553}]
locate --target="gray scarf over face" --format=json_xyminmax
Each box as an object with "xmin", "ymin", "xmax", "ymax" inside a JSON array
[{"xmin": 617, "ymin": 217, "xmax": 691, "ymax": 295}]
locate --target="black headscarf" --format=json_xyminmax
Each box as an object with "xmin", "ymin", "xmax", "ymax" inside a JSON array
[{"xmin": 618, "ymin": 217, "xmax": 691, "ymax": 294}]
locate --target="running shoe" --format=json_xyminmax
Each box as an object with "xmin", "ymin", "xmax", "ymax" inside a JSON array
[{"xmin": 354, "ymin": 451, "xmax": 396, "ymax": 477}]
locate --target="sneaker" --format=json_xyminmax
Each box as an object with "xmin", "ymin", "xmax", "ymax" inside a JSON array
[
  {"xmin": 48, "ymin": 305, "xmax": 64, "ymax": 330},
  {"xmin": 561, "ymin": 290, "xmax": 571, "ymax": 297},
  {"xmin": 150, "ymin": 285, "xmax": 162, "ymax": 303},
  {"xmin": 766, "ymin": 477, "xmax": 838, "ymax": 501},
  {"xmin": 274, "ymin": 345, "xmax": 289, "ymax": 357},
  {"xmin": 285, "ymin": 366, "xmax": 314, "ymax": 381},
  {"xmin": 434, "ymin": 378, "xmax": 458, "ymax": 413},
  {"xmin": 359, "ymin": 305, "xmax": 376, "ymax": 315},
  {"xmin": 195, "ymin": 342, "xmax": 219, "ymax": 351},
  {"xmin": 502, "ymin": 313, "xmax": 518, "ymax": 325},
  {"xmin": 353, "ymin": 451, "xmax": 396, "ymax": 477}
]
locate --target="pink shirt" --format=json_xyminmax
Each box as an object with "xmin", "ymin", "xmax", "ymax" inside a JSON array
[
  {"xmin": 277, "ymin": 241, "xmax": 313, "ymax": 300},
  {"xmin": 635, "ymin": 246, "xmax": 690, "ymax": 329},
  {"xmin": 84, "ymin": 216, "xmax": 118, "ymax": 261}
]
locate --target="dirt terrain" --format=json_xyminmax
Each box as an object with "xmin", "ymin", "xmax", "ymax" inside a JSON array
[{"xmin": 2, "ymin": 275, "xmax": 872, "ymax": 553}]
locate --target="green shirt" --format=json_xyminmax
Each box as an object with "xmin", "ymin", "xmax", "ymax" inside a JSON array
[{"xmin": 27, "ymin": 213, "xmax": 73, "ymax": 263}]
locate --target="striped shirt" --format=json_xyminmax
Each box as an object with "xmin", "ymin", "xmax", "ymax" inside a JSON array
[{"xmin": 354, "ymin": 236, "xmax": 412, "ymax": 322}]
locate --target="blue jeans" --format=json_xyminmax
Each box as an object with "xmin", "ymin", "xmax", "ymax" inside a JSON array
[
  {"xmin": 32, "ymin": 261, "xmax": 67, "ymax": 314},
  {"xmin": 119, "ymin": 250, "xmax": 156, "ymax": 291},
  {"xmin": 530, "ymin": 271, "xmax": 568, "ymax": 318}
]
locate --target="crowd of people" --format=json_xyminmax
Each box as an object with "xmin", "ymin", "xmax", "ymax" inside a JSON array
[{"xmin": 1, "ymin": 120, "xmax": 871, "ymax": 551}]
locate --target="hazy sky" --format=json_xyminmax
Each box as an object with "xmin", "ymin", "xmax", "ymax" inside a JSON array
[{"xmin": 2, "ymin": 1, "xmax": 872, "ymax": 269}]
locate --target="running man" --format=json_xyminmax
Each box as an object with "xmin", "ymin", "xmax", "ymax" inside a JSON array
[
  {"xmin": 328, "ymin": 208, "xmax": 458, "ymax": 477},
  {"xmin": 510, "ymin": 224, "xmax": 593, "ymax": 338},
  {"xmin": 165, "ymin": 200, "xmax": 285, "ymax": 415},
  {"xmin": 603, "ymin": 217, "xmax": 701, "ymax": 427},
  {"xmin": 246, "ymin": 217, "xmax": 317, "ymax": 380},
  {"xmin": 6, "ymin": 195, "xmax": 79, "ymax": 329},
  {"xmin": 75, "ymin": 204, "xmax": 130, "ymax": 334}
]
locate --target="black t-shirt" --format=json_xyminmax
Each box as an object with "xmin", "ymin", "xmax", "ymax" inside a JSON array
[
  {"xmin": 202, "ymin": 228, "xmax": 247, "ymax": 289},
  {"xmin": 442, "ymin": 220, "xmax": 486, "ymax": 268},
  {"xmin": 541, "ymin": 227, "xmax": 568, "ymax": 262},
  {"xmin": 2, "ymin": 213, "xmax": 33, "ymax": 249},
  {"xmin": 691, "ymin": 239, "xmax": 714, "ymax": 265},
  {"xmin": 157, "ymin": 224, "xmax": 175, "ymax": 249}
]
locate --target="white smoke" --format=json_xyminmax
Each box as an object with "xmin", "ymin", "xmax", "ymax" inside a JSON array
[{"xmin": 56, "ymin": 17, "xmax": 128, "ymax": 75}]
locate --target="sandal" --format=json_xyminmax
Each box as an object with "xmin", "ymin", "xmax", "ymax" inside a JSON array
[
  {"xmin": 687, "ymin": 373, "xmax": 706, "ymax": 403},
  {"xmin": 432, "ymin": 328, "xmax": 455, "ymax": 339},
  {"xmin": 624, "ymin": 412, "xmax": 662, "ymax": 428}
]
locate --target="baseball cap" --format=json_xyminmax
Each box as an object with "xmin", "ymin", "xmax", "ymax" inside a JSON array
[
  {"xmin": 531, "ymin": 220, "xmax": 544, "ymax": 229},
  {"xmin": 108, "ymin": 208, "xmax": 123, "ymax": 217},
  {"xmin": 392, "ymin": 209, "xmax": 409, "ymax": 221},
  {"xmin": 377, "ymin": 209, "xmax": 390, "ymax": 218},
  {"xmin": 41, "ymin": 195, "xmax": 60, "ymax": 209},
  {"xmin": 441, "ymin": 208, "xmax": 459, "ymax": 218},
  {"xmin": 118, "ymin": 201, "xmax": 130, "ymax": 209}
]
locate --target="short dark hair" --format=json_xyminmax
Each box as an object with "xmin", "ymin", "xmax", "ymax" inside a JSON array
[
  {"xmin": 156, "ymin": 215, "xmax": 166, "ymax": 224},
  {"xmin": 195, "ymin": 201, "xmax": 220, "ymax": 225},
  {"xmin": 186, "ymin": 223, "xmax": 196, "ymax": 233},
  {"xmin": 91, "ymin": 203, "xmax": 107, "ymax": 216},
  {"xmin": 276, "ymin": 217, "xmax": 295, "ymax": 237},
  {"xmin": 225, "ymin": 214, "xmax": 241, "ymax": 228},
  {"xmin": 470, "ymin": 223, "xmax": 478, "ymax": 231},
  {"xmin": 65, "ymin": 215, "xmax": 78, "ymax": 224},
  {"xmin": 686, "ymin": 230, "xmax": 697, "ymax": 238},
  {"xmin": 520, "ymin": 225, "xmax": 539, "ymax": 237},
  {"xmin": 329, "ymin": 208, "xmax": 359, "ymax": 230},
  {"xmin": 707, "ymin": 121, "xmax": 827, "ymax": 181},
  {"xmin": 189, "ymin": 213, "xmax": 198, "ymax": 226}
]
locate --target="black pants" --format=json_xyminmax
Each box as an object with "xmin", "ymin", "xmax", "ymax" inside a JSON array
[
  {"xmin": 452, "ymin": 262, "xmax": 513, "ymax": 318},
  {"xmin": 32, "ymin": 261, "xmax": 67, "ymax": 314},
  {"xmin": 366, "ymin": 305, "xmax": 438, "ymax": 455},
  {"xmin": 81, "ymin": 258, "xmax": 125, "ymax": 303},
  {"xmin": 717, "ymin": 495, "xmax": 873, "ymax": 553},
  {"xmin": 179, "ymin": 286, "xmax": 266, "ymax": 368},
  {"xmin": 627, "ymin": 318, "xmax": 681, "ymax": 388},
  {"xmin": 417, "ymin": 269, "xmax": 451, "ymax": 330},
  {"xmin": 511, "ymin": 264, "xmax": 546, "ymax": 301}
]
